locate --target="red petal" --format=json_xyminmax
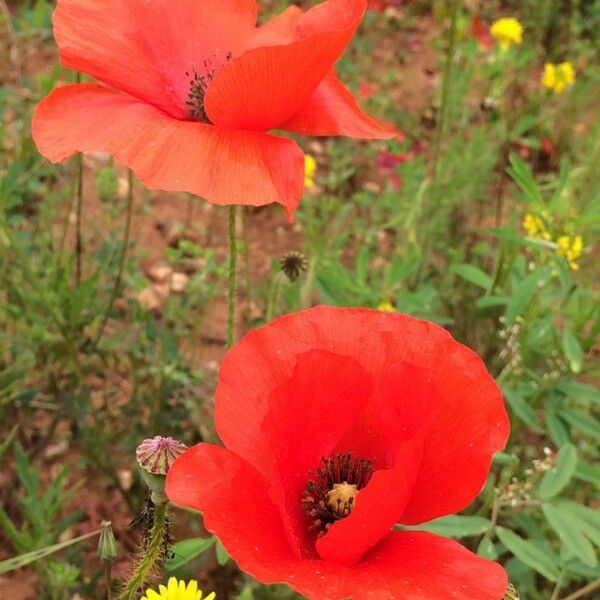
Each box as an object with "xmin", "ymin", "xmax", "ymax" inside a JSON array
[
  {"xmin": 216, "ymin": 306, "xmax": 508, "ymax": 529},
  {"xmin": 32, "ymin": 84, "xmax": 304, "ymax": 214},
  {"xmin": 316, "ymin": 432, "xmax": 423, "ymax": 565},
  {"xmin": 166, "ymin": 444, "xmax": 295, "ymax": 566},
  {"xmin": 400, "ymin": 340, "xmax": 509, "ymax": 524},
  {"xmin": 248, "ymin": 5, "xmax": 303, "ymax": 49},
  {"xmin": 299, "ymin": 532, "xmax": 507, "ymax": 600},
  {"xmin": 53, "ymin": 0, "xmax": 257, "ymax": 117},
  {"xmin": 205, "ymin": 0, "xmax": 367, "ymax": 131},
  {"xmin": 262, "ymin": 350, "xmax": 373, "ymax": 555},
  {"xmin": 167, "ymin": 447, "xmax": 506, "ymax": 600},
  {"xmin": 281, "ymin": 73, "xmax": 396, "ymax": 139}
]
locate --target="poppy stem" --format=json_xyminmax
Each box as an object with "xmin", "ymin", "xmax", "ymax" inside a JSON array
[
  {"xmin": 432, "ymin": 0, "xmax": 460, "ymax": 180},
  {"xmin": 116, "ymin": 502, "xmax": 168, "ymax": 600},
  {"xmin": 93, "ymin": 170, "xmax": 135, "ymax": 348},
  {"xmin": 74, "ymin": 72, "xmax": 84, "ymax": 286},
  {"xmin": 74, "ymin": 149, "xmax": 84, "ymax": 286},
  {"xmin": 227, "ymin": 205, "xmax": 237, "ymax": 348}
]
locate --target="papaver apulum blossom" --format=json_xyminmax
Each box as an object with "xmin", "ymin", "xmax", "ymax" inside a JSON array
[
  {"xmin": 167, "ymin": 306, "xmax": 510, "ymax": 600},
  {"xmin": 32, "ymin": 0, "xmax": 395, "ymax": 219}
]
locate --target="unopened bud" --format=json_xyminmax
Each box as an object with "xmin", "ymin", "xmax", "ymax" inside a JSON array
[
  {"xmin": 97, "ymin": 520, "xmax": 117, "ymax": 562},
  {"xmin": 136, "ymin": 436, "xmax": 187, "ymax": 505}
]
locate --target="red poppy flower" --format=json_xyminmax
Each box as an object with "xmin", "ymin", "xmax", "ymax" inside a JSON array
[
  {"xmin": 471, "ymin": 16, "xmax": 494, "ymax": 51},
  {"xmin": 32, "ymin": 0, "xmax": 395, "ymax": 219},
  {"xmin": 167, "ymin": 306, "xmax": 510, "ymax": 599}
]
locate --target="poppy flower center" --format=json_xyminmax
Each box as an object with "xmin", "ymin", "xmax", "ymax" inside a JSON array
[
  {"xmin": 301, "ymin": 452, "xmax": 374, "ymax": 537},
  {"xmin": 185, "ymin": 52, "xmax": 232, "ymax": 124}
]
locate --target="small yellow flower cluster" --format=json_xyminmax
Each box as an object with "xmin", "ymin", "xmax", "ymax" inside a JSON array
[
  {"xmin": 523, "ymin": 213, "xmax": 584, "ymax": 270},
  {"xmin": 304, "ymin": 154, "xmax": 317, "ymax": 188},
  {"xmin": 522, "ymin": 213, "xmax": 551, "ymax": 240},
  {"xmin": 556, "ymin": 235, "xmax": 584, "ymax": 270},
  {"xmin": 490, "ymin": 17, "xmax": 523, "ymax": 51},
  {"xmin": 541, "ymin": 62, "xmax": 576, "ymax": 94},
  {"xmin": 377, "ymin": 300, "xmax": 395, "ymax": 312},
  {"xmin": 142, "ymin": 578, "xmax": 215, "ymax": 600}
]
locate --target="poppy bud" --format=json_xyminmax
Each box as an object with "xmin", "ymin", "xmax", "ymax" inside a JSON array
[
  {"xmin": 97, "ymin": 520, "xmax": 117, "ymax": 562},
  {"xmin": 136, "ymin": 436, "xmax": 187, "ymax": 504}
]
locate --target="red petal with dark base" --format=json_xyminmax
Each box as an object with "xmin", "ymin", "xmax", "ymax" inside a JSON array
[
  {"xmin": 205, "ymin": 0, "xmax": 367, "ymax": 131},
  {"xmin": 53, "ymin": 0, "xmax": 257, "ymax": 118},
  {"xmin": 261, "ymin": 350, "xmax": 374, "ymax": 556},
  {"xmin": 32, "ymin": 84, "xmax": 304, "ymax": 213},
  {"xmin": 215, "ymin": 307, "xmax": 508, "ymax": 523},
  {"xmin": 167, "ymin": 445, "xmax": 508, "ymax": 600}
]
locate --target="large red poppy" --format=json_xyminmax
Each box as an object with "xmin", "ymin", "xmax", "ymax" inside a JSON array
[
  {"xmin": 166, "ymin": 306, "xmax": 510, "ymax": 599},
  {"xmin": 32, "ymin": 0, "xmax": 395, "ymax": 218}
]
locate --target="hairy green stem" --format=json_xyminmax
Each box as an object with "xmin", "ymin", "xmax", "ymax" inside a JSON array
[
  {"xmin": 93, "ymin": 170, "xmax": 135, "ymax": 347},
  {"xmin": 117, "ymin": 503, "xmax": 167, "ymax": 600},
  {"xmin": 227, "ymin": 205, "xmax": 238, "ymax": 349}
]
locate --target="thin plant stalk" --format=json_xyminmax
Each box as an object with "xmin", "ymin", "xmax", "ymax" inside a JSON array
[
  {"xmin": 0, "ymin": 0, "xmax": 23, "ymax": 83},
  {"xmin": 74, "ymin": 153, "xmax": 84, "ymax": 285},
  {"xmin": 431, "ymin": 0, "xmax": 460, "ymax": 180},
  {"xmin": 117, "ymin": 503, "xmax": 167, "ymax": 600},
  {"xmin": 73, "ymin": 72, "xmax": 84, "ymax": 285},
  {"xmin": 560, "ymin": 578, "xmax": 600, "ymax": 600},
  {"xmin": 93, "ymin": 170, "xmax": 135, "ymax": 347},
  {"xmin": 227, "ymin": 205, "xmax": 238, "ymax": 349}
]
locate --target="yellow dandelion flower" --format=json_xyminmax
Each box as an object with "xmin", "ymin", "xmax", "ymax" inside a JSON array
[
  {"xmin": 304, "ymin": 154, "xmax": 317, "ymax": 188},
  {"xmin": 523, "ymin": 213, "xmax": 551, "ymax": 240},
  {"xmin": 541, "ymin": 62, "xmax": 575, "ymax": 94},
  {"xmin": 556, "ymin": 235, "xmax": 583, "ymax": 270},
  {"xmin": 377, "ymin": 300, "xmax": 395, "ymax": 312},
  {"xmin": 142, "ymin": 578, "xmax": 215, "ymax": 600},
  {"xmin": 490, "ymin": 17, "xmax": 523, "ymax": 51}
]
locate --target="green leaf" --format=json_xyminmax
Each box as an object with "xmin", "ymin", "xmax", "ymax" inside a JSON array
[
  {"xmin": 495, "ymin": 527, "xmax": 560, "ymax": 582},
  {"xmin": 505, "ymin": 267, "xmax": 549, "ymax": 325},
  {"xmin": 574, "ymin": 460, "xmax": 600, "ymax": 488},
  {"xmin": 502, "ymin": 387, "xmax": 540, "ymax": 431},
  {"xmin": 557, "ymin": 380, "xmax": 600, "ymax": 405},
  {"xmin": 477, "ymin": 534, "xmax": 498, "ymax": 560},
  {"xmin": 538, "ymin": 444, "xmax": 577, "ymax": 500},
  {"xmin": 0, "ymin": 530, "xmax": 100, "ymax": 574},
  {"xmin": 559, "ymin": 409, "xmax": 600, "ymax": 439},
  {"xmin": 165, "ymin": 537, "xmax": 215, "ymax": 572},
  {"xmin": 562, "ymin": 326, "xmax": 583, "ymax": 374},
  {"xmin": 215, "ymin": 538, "xmax": 230, "ymax": 566},
  {"xmin": 554, "ymin": 500, "xmax": 600, "ymax": 547},
  {"xmin": 542, "ymin": 503, "xmax": 597, "ymax": 567},
  {"xmin": 410, "ymin": 515, "xmax": 492, "ymax": 538},
  {"xmin": 507, "ymin": 153, "xmax": 544, "ymax": 205},
  {"xmin": 476, "ymin": 295, "xmax": 510, "ymax": 309},
  {"xmin": 451, "ymin": 264, "xmax": 492, "ymax": 290}
]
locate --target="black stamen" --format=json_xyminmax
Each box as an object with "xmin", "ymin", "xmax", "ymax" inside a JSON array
[
  {"xmin": 301, "ymin": 452, "xmax": 374, "ymax": 537},
  {"xmin": 186, "ymin": 52, "xmax": 232, "ymax": 123}
]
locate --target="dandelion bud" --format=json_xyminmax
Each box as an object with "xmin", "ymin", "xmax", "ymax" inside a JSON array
[{"xmin": 97, "ymin": 520, "xmax": 117, "ymax": 562}]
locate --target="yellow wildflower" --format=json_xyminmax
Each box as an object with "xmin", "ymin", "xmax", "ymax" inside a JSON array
[
  {"xmin": 490, "ymin": 17, "xmax": 523, "ymax": 51},
  {"xmin": 523, "ymin": 213, "xmax": 551, "ymax": 241},
  {"xmin": 142, "ymin": 578, "xmax": 215, "ymax": 600},
  {"xmin": 304, "ymin": 154, "xmax": 317, "ymax": 188},
  {"xmin": 556, "ymin": 235, "xmax": 583, "ymax": 270},
  {"xmin": 377, "ymin": 300, "xmax": 395, "ymax": 312},
  {"xmin": 541, "ymin": 62, "xmax": 575, "ymax": 94}
]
